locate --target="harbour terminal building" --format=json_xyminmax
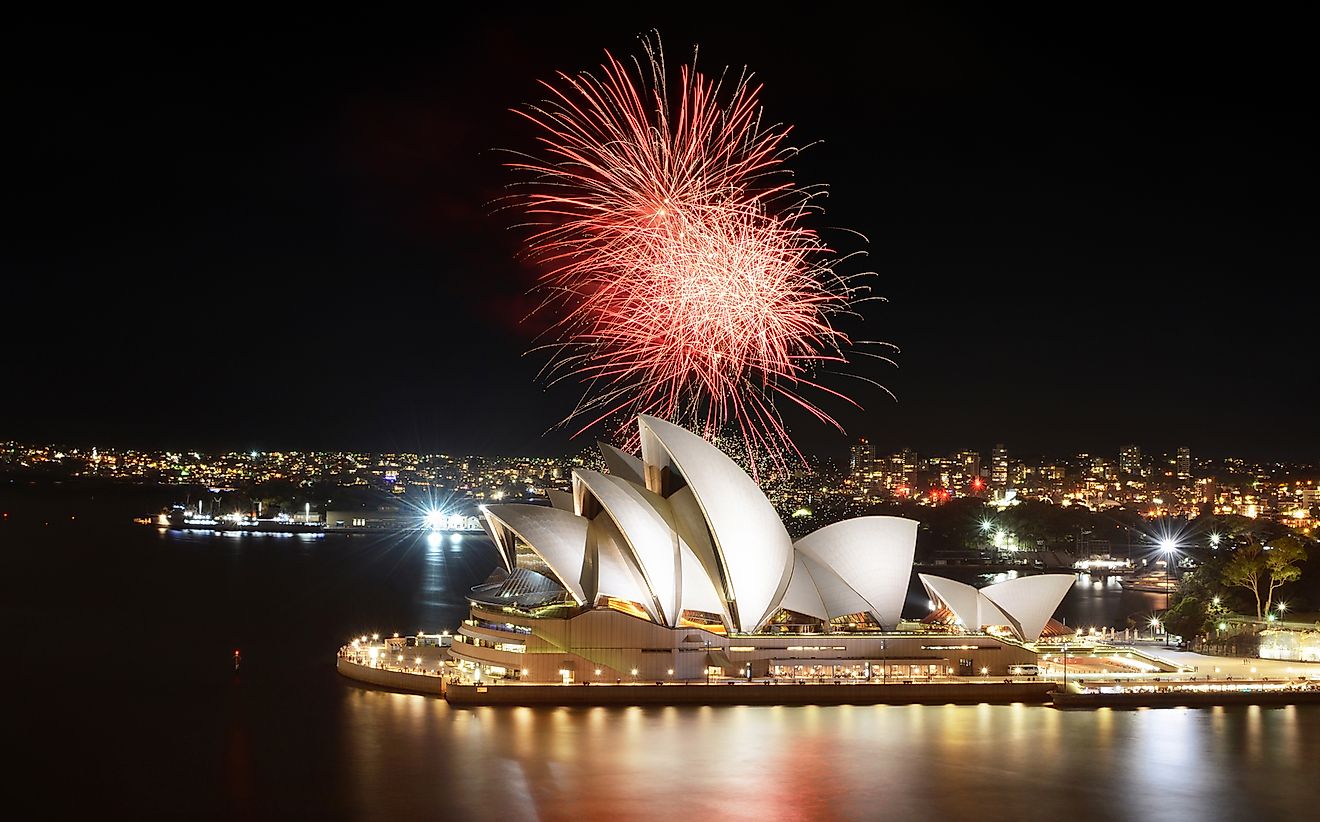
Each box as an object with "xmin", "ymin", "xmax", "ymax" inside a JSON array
[{"xmin": 448, "ymin": 416, "xmax": 1073, "ymax": 684}]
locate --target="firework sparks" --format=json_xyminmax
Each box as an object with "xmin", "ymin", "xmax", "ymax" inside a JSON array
[{"xmin": 506, "ymin": 34, "xmax": 886, "ymax": 471}]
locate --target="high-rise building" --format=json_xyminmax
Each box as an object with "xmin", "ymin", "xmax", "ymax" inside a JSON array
[
  {"xmin": 849, "ymin": 437, "xmax": 874, "ymax": 475},
  {"xmin": 991, "ymin": 444, "xmax": 1008, "ymax": 489},
  {"xmin": 1119, "ymin": 444, "xmax": 1142, "ymax": 477},
  {"xmin": 900, "ymin": 448, "xmax": 917, "ymax": 482},
  {"xmin": 1176, "ymin": 447, "xmax": 1191, "ymax": 479},
  {"xmin": 956, "ymin": 449, "xmax": 981, "ymax": 482}
]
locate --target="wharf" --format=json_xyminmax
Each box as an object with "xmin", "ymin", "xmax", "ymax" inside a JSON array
[
  {"xmin": 444, "ymin": 680, "xmax": 1055, "ymax": 707},
  {"xmin": 1051, "ymin": 680, "xmax": 1320, "ymax": 709}
]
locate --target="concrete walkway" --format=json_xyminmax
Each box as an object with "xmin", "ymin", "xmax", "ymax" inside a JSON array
[{"xmin": 1127, "ymin": 645, "xmax": 1320, "ymax": 679}]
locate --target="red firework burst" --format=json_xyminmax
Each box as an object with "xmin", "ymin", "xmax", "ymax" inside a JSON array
[{"xmin": 507, "ymin": 35, "xmax": 881, "ymax": 469}]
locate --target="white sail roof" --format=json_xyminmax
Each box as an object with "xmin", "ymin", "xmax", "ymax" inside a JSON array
[
  {"xmin": 795, "ymin": 517, "xmax": 918, "ymax": 628},
  {"xmin": 546, "ymin": 488, "xmax": 574, "ymax": 512},
  {"xmin": 573, "ymin": 470, "xmax": 681, "ymax": 625},
  {"xmin": 678, "ymin": 539, "xmax": 729, "ymax": 619},
  {"xmin": 920, "ymin": 572, "xmax": 1073, "ymax": 641},
  {"xmin": 597, "ymin": 442, "xmax": 646, "ymax": 487},
  {"xmin": 778, "ymin": 554, "xmax": 830, "ymax": 621},
  {"xmin": 977, "ymin": 595, "xmax": 1016, "ymax": 635},
  {"xmin": 587, "ymin": 515, "xmax": 662, "ymax": 622},
  {"xmin": 801, "ymin": 553, "xmax": 872, "ymax": 620},
  {"xmin": 477, "ymin": 420, "xmax": 1053, "ymax": 642},
  {"xmin": 477, "ymin": 514, "xmax": 505, "ymax": 568},
  {"xmin": 481, "ymin": 504, "xmax": 588, "ymax": 605},
  {"xmin": 981, "ymin": 574, "xmax": 1075, "ymax": 642},
  {"xmin": 637, "ymin": 415, "xmax": 794, "ymax": 632},
  {"xmin": 919, "ymin": 574, "xmax": 981, "ymax": 629}
]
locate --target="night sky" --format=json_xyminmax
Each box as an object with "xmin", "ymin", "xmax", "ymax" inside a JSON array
[{"xmin": 7, "ymin": 11, "xmax": 1316, "ymax": 462}]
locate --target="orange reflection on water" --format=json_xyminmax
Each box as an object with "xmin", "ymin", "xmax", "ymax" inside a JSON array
[{"xmin": 336, "ymin": 686, "xmax": 1320, "ymax": 821}]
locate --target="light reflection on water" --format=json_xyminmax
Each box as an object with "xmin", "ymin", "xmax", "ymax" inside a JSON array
[
  {"xmin": 8, "ymin": 499, "xmax": 1318, "ymax": 820},
  {"xmin": 339, "ymin": 690, "xmax": 1320, "ymax": 821}
]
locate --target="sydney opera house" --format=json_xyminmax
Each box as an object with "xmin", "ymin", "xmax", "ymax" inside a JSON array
[{"xmin": 448, "ymin": 415, "xmax": 1073, "ymax": 684}]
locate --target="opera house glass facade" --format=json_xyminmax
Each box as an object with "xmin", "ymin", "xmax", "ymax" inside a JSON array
[{"xmin": 448, "ymin": 416, "xmax": 1072, "ymax": 684}]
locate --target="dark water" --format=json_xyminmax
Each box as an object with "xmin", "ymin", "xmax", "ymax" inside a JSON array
[{"xmin": 4, "ymin": 484, "xmax": 1315, "ymax": 820}]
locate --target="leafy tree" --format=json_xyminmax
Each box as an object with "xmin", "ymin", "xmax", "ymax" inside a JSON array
[
  {"xmin": 1221, "ymin": 537, "xmax": 1309, "ymax": 620},
  {"xmin": 1222, "ymin": 542, "xmax": 1267, "ymax": 619},
  {"xmin": 1263, "ymin": 536, "xmax": 1307, "ymax": 617},
  {"xmin": 1164, "ymin": 594, "xmax": 1208, "ymax": 643}
]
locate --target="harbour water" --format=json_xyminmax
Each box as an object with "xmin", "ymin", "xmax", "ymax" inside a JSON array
[{"xmin": 5, "ymin": 484, "xmax": 1315, "ymax": 820}]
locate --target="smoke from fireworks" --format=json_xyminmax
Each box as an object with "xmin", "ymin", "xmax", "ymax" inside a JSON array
[{"xmin": 506, "ymin": 35, "xmax": 887, "ymax": 471}]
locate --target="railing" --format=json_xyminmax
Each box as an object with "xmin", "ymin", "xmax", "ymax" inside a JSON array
[{"xmin": 337, "ymin": 645, "xmax": 446, "ymax": 678}]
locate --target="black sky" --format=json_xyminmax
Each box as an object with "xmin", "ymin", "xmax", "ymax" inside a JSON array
[{"xmin": 6, "ymin": 11, "xmax": 1317, "ymax": 462}]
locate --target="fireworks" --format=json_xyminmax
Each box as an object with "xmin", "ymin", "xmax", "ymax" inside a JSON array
[{"xmin": 507, "ymin": 34, "xmax": 883, "ymax": 470}]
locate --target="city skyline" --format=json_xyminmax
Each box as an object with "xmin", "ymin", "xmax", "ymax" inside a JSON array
[
  {"xmin": 6, "ymin": 11, "xmax": 1316, "ymax": 462},
  {"xmin": 6, "ymin": 433, "xmax": 1319, "ymax": 471}
]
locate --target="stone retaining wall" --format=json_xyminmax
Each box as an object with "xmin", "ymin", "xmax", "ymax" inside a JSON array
[{"xmin": 336, "ymin": 657, "xmax": 445, "ymax": 696}]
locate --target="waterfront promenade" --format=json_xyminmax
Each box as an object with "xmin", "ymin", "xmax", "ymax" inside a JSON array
[
  {"xmin": 444, "ymin": 679, "xmax": 1056, "ymax": 706},
  {"xmin": 336, "ymin": 632, "xmax": 1320, "ymax": 708}
]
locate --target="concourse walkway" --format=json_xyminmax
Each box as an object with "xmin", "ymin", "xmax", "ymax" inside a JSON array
[{"xmin": 1129, "ymin": 646, "xmax": 1320, "ymax": 680}]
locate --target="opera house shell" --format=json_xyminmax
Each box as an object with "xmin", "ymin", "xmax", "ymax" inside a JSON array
[{"xmin": 449, "ymin": 415, "xmax": 1072, "ymax": 683}]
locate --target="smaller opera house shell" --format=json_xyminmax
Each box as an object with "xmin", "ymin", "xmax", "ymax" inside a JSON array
[{"xmin": 449, "ymin": 416, "xmax": 1072, "ymax": 683}]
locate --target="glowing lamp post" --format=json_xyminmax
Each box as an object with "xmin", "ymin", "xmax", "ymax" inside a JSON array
[{"xmin": 1159, "ymin": 538, "xmax": 1176, "ymax": 646}]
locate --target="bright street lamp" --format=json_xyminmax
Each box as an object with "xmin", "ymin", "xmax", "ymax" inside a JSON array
[{"xmin": 1159, "ymin": 540, "xmax": 1177, "ymax": 646}]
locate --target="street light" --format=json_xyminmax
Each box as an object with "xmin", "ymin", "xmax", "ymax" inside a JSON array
[
  {"xmin": 1159, "ymin": 539, "xmax": 1176, "ymax": 646},
  {"xmin": 1061, "ymin": 643, "xmax": 1069, "ymax": 690}
]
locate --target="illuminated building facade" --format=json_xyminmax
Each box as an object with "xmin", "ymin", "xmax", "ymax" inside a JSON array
[
  {"xmin": 991, "ymin": 444, "xmax": 1008, "ymax": 491},
  {"xmin": 1176, "ymin": 446, "xmax": 1191, "ymax": 479},
  {"xmin": 1119, "ymin": 444, "xmax": 1142, "ymax": 477},
  {"xmin": 448, "ymin": 417, "xmax": 1070, "ymax": 683}
]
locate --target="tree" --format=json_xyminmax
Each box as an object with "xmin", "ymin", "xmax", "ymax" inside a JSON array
[
  {"xmin": 1164, "ymin": 594, "xmax": 1208, "ymax": 644},
  {"xmin": 1222, "ymin": 542, "xmax": 1266, "ymax": 619},
  {"xmin": 1221, "ymin": 538, "xmax": 1309, "ymax": 620},
  {"xmin": 1262, "ymin": 536, "xmax": 1307, "ymax": 617}
]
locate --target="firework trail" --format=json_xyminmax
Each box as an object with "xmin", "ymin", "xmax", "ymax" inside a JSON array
[{"xmin": 506, "ymin": 34, "xmax": 888, "ymax": 473}]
